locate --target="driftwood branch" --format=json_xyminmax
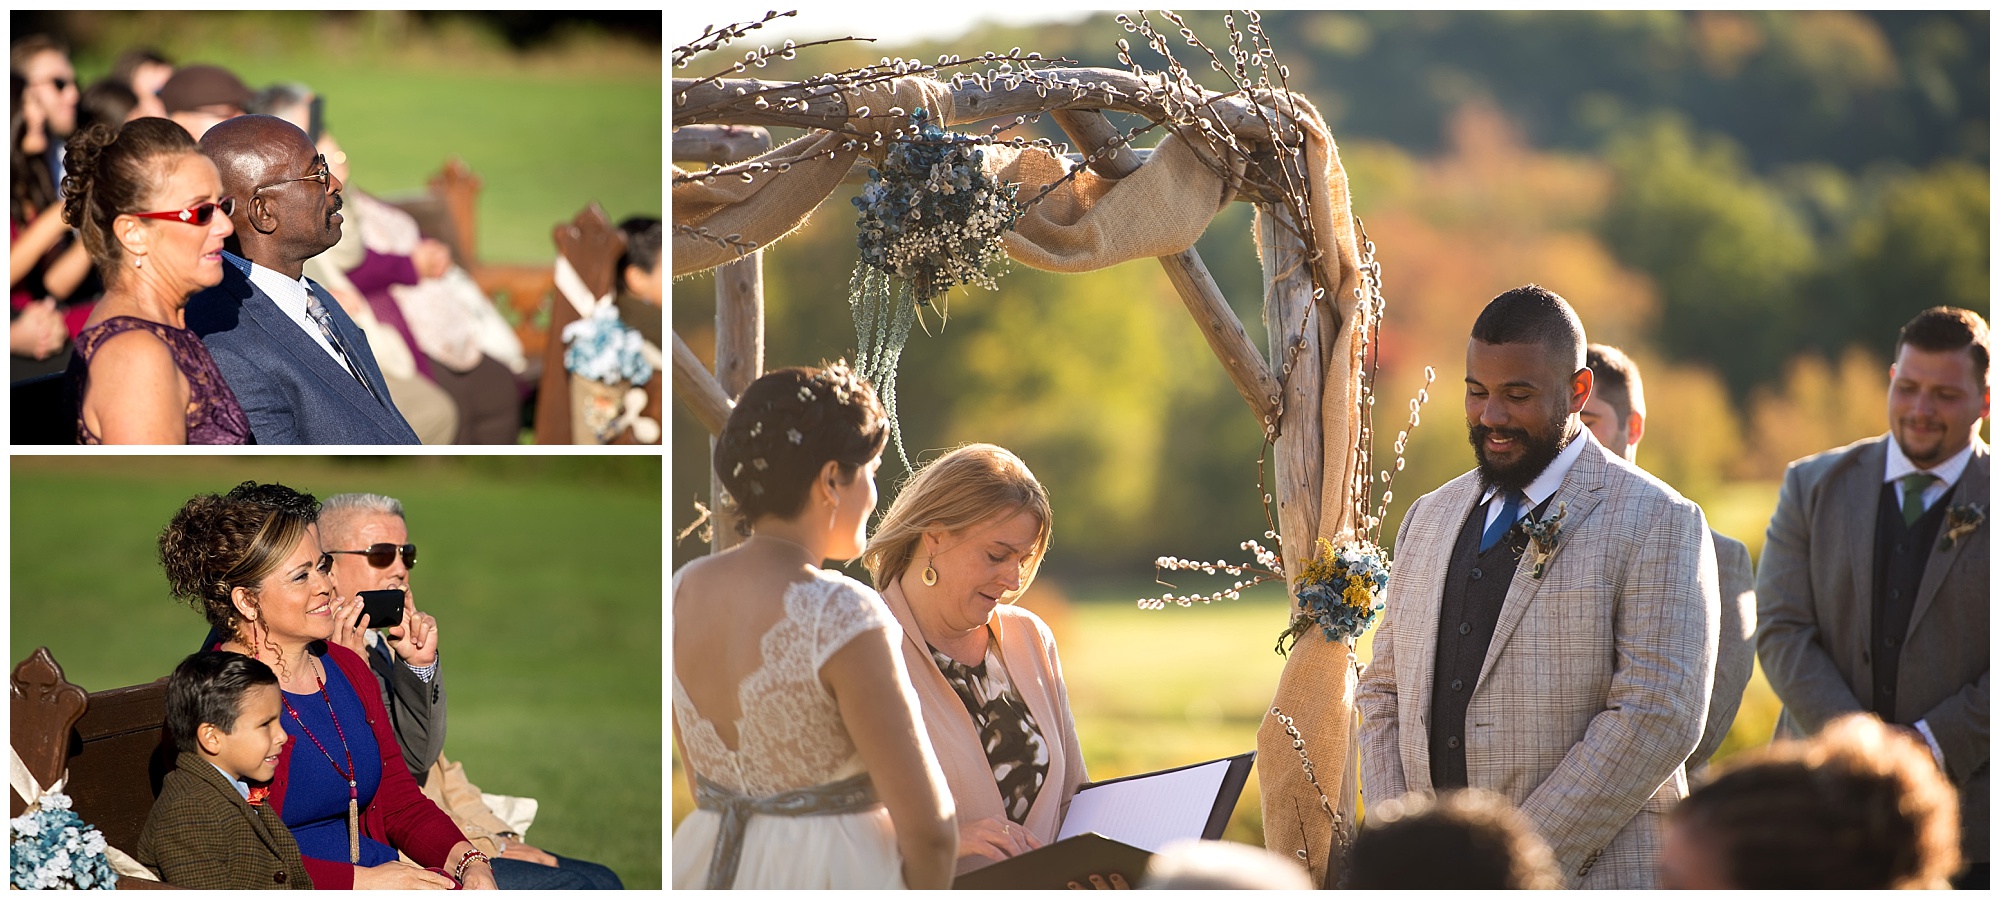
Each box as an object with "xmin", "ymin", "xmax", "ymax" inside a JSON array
[
  {"xmin": 1050, "ymin": 109, "xmax": 1283, "ymax": 434},
  {"xmin": 671, "ymin": 331, "xmax": 733, "ymax": 435},
  {"xmin": 1260, "ymin": 202, "xmax": 1324, "ymax": 576},
  {"xmin": 671, "ymin": 124, "xmax": 774, "ymax": 165},
  {"xmin": 674, "ymin": 67, "xmax": 1297, "ymax": 146}
]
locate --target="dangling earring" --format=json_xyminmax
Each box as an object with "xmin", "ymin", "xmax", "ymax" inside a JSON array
[
  {"xmin": 922, "ymin": 564, "xmax": 939, "ymax": 586},
  {"xmin": 133, "ymin": 254, "xmax": 144, "ymax": 269}
]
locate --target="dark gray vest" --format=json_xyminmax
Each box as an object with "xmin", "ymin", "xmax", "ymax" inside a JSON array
[
  {"xmin": 1427, "ymin": 492, "xmax": 1551, "ymax": 789},
  {"xmin": 1869, "ymin": 480, "xmax": 1955, "ymax": 718}
]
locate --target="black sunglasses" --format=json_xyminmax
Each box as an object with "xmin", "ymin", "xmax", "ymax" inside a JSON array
[
  {"xmin": 129, "ymin": 197, "xmax": 235, "ymax": 226},
  {"xmin": 328, "ymin": 543, "xmax": 417, "ymax": 569}
]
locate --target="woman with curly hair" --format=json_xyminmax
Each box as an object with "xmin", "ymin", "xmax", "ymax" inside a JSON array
[
  {"xmin": 160, "ymin": 481, "xmax": 490, "ymax": 889},
  {"xmin": 61, "ymin": 116, "xmax": 247, "ymax": 443}
]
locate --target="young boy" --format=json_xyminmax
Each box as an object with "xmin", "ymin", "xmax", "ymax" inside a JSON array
[{"xmin": 134, "ymin": 651, "xmax": 313, "ymax": 889}]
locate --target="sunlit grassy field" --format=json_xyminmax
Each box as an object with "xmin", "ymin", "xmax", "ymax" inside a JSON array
[
  {"xmin": 11, "ymin": 456, "xmax": 663, "ymax": 890},
  {"xmin": 671, "ymin": 572, "xmax": 1785, "ymax": 852}
]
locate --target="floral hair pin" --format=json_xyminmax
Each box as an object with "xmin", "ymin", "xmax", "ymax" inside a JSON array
[
  {"xmin": 1521, "ymin": 503, "xmax": 1566, "ymax": 579},
  {"xmin": 1940, "ymin": 502, "xmax": 1985, "ymax": 552}
]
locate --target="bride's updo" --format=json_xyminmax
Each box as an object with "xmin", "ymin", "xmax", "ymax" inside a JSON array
[
  {"xmin": 61, "ymin": 117, "xmax": 199, "ymax": 272},
  {"xmin": 714, "ymin": 362, "xmax": 888, "ymax": 534}
]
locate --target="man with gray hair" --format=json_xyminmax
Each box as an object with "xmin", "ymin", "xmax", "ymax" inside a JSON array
[{"xmin": 320, "ymin": 492, "xmax": 622, "ymax": 889}]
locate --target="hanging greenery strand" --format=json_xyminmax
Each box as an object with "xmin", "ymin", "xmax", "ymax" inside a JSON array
[{"xmin": 848, "ymin": 107, "xmax": 1022, "ymax": 471}]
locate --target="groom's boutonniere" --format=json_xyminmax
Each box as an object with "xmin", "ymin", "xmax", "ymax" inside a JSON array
[
  {"xmin": 1939, "ymin": 502, "xmax": 1985, "ymax": 552},
  {"xmin": 1521, "ymin": 502, "xmax": 1566, "ymax": 579}
]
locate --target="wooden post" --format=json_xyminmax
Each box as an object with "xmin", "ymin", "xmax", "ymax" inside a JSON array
[
  {"xmin": 1259, "ymin": 203, "xmax": 1323, "ymax": 574},
  {"xmin": 671, "ymin": 332, "xmax": 733, "ymax": 435},
  {"xmin": 710, "ymin": 252, "xmax": 763, "ymax": 553}
]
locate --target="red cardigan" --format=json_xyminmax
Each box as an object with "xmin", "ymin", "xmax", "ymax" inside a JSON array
[{"xmin": 266, "ymin": 643, "xmax": 466, "ymax": 889}]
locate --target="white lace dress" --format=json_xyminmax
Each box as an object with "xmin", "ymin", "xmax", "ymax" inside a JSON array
[{"xmin": 672, "ymin": 568, "xmax": 906, "ymax": 889}]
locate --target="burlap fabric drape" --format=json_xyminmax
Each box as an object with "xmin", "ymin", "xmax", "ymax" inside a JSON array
[{"xmin": 672, "ymin": 77, "xmax": 1369, "ymax": 887}]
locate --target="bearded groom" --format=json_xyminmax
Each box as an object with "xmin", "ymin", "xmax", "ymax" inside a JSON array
[{"xmin": 1355, "ymin": 285, "xmax": 1720, "ymax": 888}]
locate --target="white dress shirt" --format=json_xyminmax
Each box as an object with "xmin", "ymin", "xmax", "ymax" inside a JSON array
[
  {"xmin": 244, "ymin": 260, "xmax": 354, "ymax": 375},
  {"xmin": 1480, "ymin": 423, "xmax": 1593, "ymax": 529}
]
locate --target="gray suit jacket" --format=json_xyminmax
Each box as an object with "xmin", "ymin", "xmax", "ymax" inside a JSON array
[
  {"xmin": 1754, "ymin": 434, "xmax": 1988, "ymax": 861},
  {"xmin": 186, "ymin": 252, "xmax": 419, "ymax": 444},
  {"xmin": 1688, "ymin": 530, "xmax": 1755, "ymax": 774},
  {"xmin": 1357, "ymin": 435, "xmax": 1719, "ymax": 888},
  {"xmin": 368, "ymin": 637, "xmax": 447, "ymax": 785}
]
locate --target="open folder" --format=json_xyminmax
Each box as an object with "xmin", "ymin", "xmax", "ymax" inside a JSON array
[{"xmin": 952, "ymin": 752, "xmax": 1255, "ymax": 890}]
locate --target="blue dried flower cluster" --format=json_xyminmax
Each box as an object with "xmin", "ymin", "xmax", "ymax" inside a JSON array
[
  {"xmin": 1277, "ymin": 539, "xmax": 1390, "ymax": 655},
  {"xmin": 11, "ymin": 791, "xmax": 116, "ymax": 889},
  {"xmin": 562, "ymin": 303, "xmax": 655, "ymax": 387},
  {"xmin": 851, "ymin": 107, "xmax": 1022, "ymax": 303}
]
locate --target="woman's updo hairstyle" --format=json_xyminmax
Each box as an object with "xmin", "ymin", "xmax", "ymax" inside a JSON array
[
  {"xmin": 159, "ymin": 481, "xmax": 320, "ymax": 633},
  {"xmin": 862, "ymin": 443, "xmax": 1053, "ymax": 594},
  {"xmin": 714, "ymin": 362, "xmax": 888, "ymax": 535},
  {"xmin": 61, "ymin": 116, "xmax": 200, "ymax": 271}
]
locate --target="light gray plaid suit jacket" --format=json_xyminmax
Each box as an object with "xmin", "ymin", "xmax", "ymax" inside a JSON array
[
  {"xmin": 1754, "ymin": 434, "xmax": 1988, "ymax": 864},
  {"xmin": 1357, "ymin": 434, "xmax": 1720, "ymax": 888}
]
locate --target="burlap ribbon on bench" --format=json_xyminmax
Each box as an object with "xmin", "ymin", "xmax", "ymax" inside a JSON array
[{"xmin": 9, "ymin": 748, "xmax": 156, "ymax": 882}]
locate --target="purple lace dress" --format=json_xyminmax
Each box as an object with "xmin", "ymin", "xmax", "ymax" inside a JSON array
[{"xmin": 69, "ymin": 316, "xmax": 251, "ymax": 444}]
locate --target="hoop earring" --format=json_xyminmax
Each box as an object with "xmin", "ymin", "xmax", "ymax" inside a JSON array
[{"xmin": 922, "ymin": 564, "xmax": 938, "ymax": 586}]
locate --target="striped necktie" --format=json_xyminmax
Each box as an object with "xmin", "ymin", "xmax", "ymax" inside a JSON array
[{"xmin": 305, "ymin": 293, "xmax": 383, "ymax": 405}]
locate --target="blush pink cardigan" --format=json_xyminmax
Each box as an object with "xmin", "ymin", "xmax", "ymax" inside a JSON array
[{"xmin": 881, "ymin": 581, "xmax": 1088, "ymax": 875}]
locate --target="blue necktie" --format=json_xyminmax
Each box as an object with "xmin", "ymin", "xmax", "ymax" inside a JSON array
[{"xmin": 1480, "ymin": 490, "xmax": 1523, "ymax": 553}]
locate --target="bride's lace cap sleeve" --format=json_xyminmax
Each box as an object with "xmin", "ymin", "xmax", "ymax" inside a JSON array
[{"xmin": 808, "ymin": 572, "xmax": 900, "ymax": 674}]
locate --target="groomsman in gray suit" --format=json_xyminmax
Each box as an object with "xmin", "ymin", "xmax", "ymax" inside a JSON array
[
  {"xmin": 1756, "ymin": 306, "xmax": 1988, "ymax": 889},
  {"xmin": 1357, "ymin": 285, "xmax": 1719, "ymax": 889},
  {"xmin": 186, "ymin": 115, "xmax": 418, "ymax": 444},
  {"xmin": 1582, "ymin": 343, "xmax": 1756, "ymax": 775}
]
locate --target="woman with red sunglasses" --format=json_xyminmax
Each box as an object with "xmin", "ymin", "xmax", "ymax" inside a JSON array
[{"xmin": 60, "ymin": 116, "xmax": 249, "ymax": 443}]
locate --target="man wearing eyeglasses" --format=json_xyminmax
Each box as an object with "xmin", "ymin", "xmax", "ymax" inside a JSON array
[
  {"xmin": 186, "ymin": 114, "xmax": 420, "ymax": 444},
  {"xmin": 319, "ymin": 492, "xmax": 623, "ymax": 890}
]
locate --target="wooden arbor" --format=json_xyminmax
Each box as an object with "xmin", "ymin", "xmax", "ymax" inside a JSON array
[{"xmin": 673, "ymin": 61, "xmax": 1371, "ymax": 884}]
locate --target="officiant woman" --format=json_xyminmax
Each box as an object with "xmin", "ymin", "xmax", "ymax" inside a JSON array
[{"xmin": 863, "ymin": 443, "xmax": 1085, "ymax": 875}]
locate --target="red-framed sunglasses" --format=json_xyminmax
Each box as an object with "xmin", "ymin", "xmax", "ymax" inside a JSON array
[
  {"xmin": 328, "ymin": 543, "xmax": 417, "ymax": 569},
  {"xmin": 128, "ymin": 197, "xmax": 235, "ymax": 226}
]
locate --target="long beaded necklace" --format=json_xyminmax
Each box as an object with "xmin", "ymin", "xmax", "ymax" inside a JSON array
[{"xmin": 281, "ymin": 656, "xmax": 360, "ymax": 864}]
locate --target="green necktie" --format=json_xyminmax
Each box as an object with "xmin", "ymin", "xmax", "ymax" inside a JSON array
[{"xmin": 1899, "ymin": 472, "xmax": 1938, "ymax": 526}]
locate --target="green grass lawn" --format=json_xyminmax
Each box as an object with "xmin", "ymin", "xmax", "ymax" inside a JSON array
[
  {"xmin": 11, "ymin": 455, "xmax": 663, "ymax": 890},
  {"xmin": 671, "ymin": 574, "xmax": 1784, "ymax": 857}
]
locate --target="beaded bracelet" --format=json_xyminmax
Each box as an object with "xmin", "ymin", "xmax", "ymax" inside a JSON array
[{"xmin": 454, "ymin": 849, "xmax": 491, "ymax": 883}]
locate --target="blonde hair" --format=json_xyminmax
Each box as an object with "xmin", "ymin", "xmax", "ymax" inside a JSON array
[{"xmin": 863, "ymin": 444, "xmax": 1053, "ymax": 594}]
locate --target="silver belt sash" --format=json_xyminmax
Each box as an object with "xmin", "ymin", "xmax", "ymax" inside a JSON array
[{"xmin": 692, "ymin": 771, "xmax": 881, "ymax": 889}]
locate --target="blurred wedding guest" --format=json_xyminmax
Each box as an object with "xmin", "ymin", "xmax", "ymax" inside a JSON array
[
  {"xmin": 160, "ymin": 63, "xmax": 251, "ymax": 140},
  {"xmin": 109, "ymin": 47, "xmax": 173, "ymax": 120},
  {"xmin": 12, "ymin": 72, "xmax": 88, "ymax": 377},
  {"xmin": 187, "ymin": 114, "xmax": 420, "ymax": 444},
  {"xmin": 12, "ymin": 35, "xmax": 78, "ymax": 189},
  {"xmin": 1659, "ymin": 715, "xmax": 1960, "ymax": 890},
  {"xmin": 60, "ymin": 117, "xmax": 248, "ymax": 444},
  {"xmin": 862, "ymin": 443, "xmax": 1085, "ymax": 876},
  {"xmin": 76, "ymin": 80, "xmax": 141, "ymax": 134},
  {"xmin": 1344, "ymin": 789, "xmax": 1562, "ymax": 890},
  {"xmin": 674, "ymin": 364, "xmax": 956, "ymax": 889},
  {"xmin": 1139, "ymin": 839, "xmax": 1311, "ymax": 890}
]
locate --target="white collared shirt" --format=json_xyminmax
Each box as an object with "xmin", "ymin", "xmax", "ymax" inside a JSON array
[
  {"xmin": 208, "ymin": 760, "xmax": 251, "ymax": 801},
  {"xmin": 244, "ymin": 259, "xmax": 353, "ymax": 375},
  {"xmin": 1480, "ymin": 424, "xmax": 1593, "ymax": 530},
  {"xmin": 1883, "ymin": 436, "xmax": 1977, "ymax": 515}
]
